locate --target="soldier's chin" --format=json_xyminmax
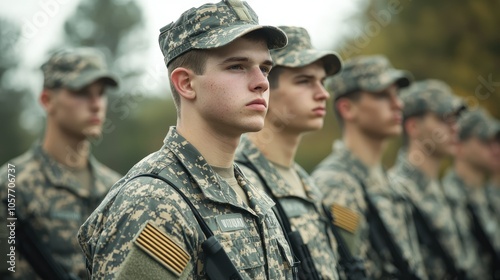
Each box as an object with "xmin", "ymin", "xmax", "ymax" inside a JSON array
[{"xmin": 83, "ymin": 128, "xmax": 102, "ymax": 139}]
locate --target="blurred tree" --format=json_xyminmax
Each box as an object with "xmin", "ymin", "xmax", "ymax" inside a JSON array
[{"xmin": 0, "ymin": 18, "xmax": 36, "ymax": 163}]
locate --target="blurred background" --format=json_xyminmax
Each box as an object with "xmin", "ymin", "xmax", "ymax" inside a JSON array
[{"xmin": 0, "ymin": 0, "xmax": 499, "ymax": 174}]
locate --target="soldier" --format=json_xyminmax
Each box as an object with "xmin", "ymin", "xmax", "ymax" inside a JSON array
[
  {"xmin": 0, "ymin": 47, "xmax": 121, "ymax": 279},
  {"xmin": 312, "ymin": 55, "xmax": 428, "ymax": 279},
  {"xmin": 486, "ymin": 119, "xmax": 500, "ymax": 222},
  {"xmin": 77, "ymin": 0, "xmax": 295, "ymax": 279},
  {"xmin": 443, "ymin": 108, "xmax": 500, "ymax": 279},
  {"xmin": 388, "ymin": 79, "xmax": 471, "ymax": 279},
  {"xmin": 235, "ymin": 26, "xmax": 343, "ymax": 279}
]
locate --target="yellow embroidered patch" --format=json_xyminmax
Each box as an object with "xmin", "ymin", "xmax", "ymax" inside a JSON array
[
  {"xmin": 134, "ymin": 222, "xmax": 191, "ymax": 276},
  {"xmin": 331, "ymin": 204, "xmax": 360, "ymax": 234}
]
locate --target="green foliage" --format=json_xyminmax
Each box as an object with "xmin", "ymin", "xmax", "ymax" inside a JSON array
[{"xmin": 0, "ymin": 18, "xmax": 37, "ymax": 162}]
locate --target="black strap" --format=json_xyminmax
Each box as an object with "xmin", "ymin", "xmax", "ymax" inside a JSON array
[
  {"xmin": 467, "ymin": 203, "xmax": 500, "ymax": 279},
  {"xmin": 128, "ymin": 171, "xmax": 243, "ymax": 280},
  {"xmin": 410, "ymin": 202, "xmax": 464, "ymax": 279},
  {"xmin": 2, "ymin": 199, "xmax": 77, "ymax": 280},
  {"xmin": 356, "ymin": 179, "xmax": 418, "ymax": 279},
  {"xmin": 131, "ymin": 171, "xmax": 213, "ymax": 238},
  {"xmin": 322, "ymin": 204, "xmax": 368, "ymax": 280},
  {"xmin": 237, "ymin": 160, "xmax": 314, "ymax": 280}
]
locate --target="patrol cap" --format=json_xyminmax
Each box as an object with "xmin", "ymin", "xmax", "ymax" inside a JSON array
[
  {"xmin": 329, "ymin": 55, "xmax": 412, "ymax": 100},
  {"xmin": 159, "ymin": 0, "xmax": 288, "ymax": 67},
  {"xmin": 41, "ymin": 47, "xmax": 118, "ymax": 90},
  {"xmin": 400, "ymin": 79, "xmax": 466, "ymax": 119},
  {"xmin": 270, "ymin": 26, "xmax": 342, "ymax": 76},
  {"xmin": 458, "ymin": 108, "xmax": 500, "ymax": 141}
]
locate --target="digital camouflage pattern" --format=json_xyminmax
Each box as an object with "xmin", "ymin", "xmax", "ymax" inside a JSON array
[
  {"xmin": 442, "ymin": 170, "xmax": 493, "ymax": 279},
  {"xmin": 312, "ymin": 141, "xmax": 427, "ymax": 279},
  {"xmin": 486, "ymin": 182, "xmax": 500, "ymax": 225},
  {"xmin": 41, "ymin": 47, "xmax": 118, "ymax": 90},
  {"xmin": 235, "ymin": 136, "xmax": 340, "ymax": 280},
  {"xmin": 328, "ymin": 55, "xmax": 412, "ymax": 100},
  {"xmin": 0, "ymin": 143, "xmax": 121, "ymax": 279},
  {"xmin": 389, "ymin": 151, "xmax": 471, "ymax": 279},
  {"xmin": 458, "ymin": 108, "xmax": 500, "ymax": 141},
  {"xmin": 78, "ymin": 127, "xmax": 295, "ymax": 279},
  {"xmin": 158, "ymin": 0, "xmax": 287, "ymax": 66},
  {"xmin": 399, "ymin": 79, "xmax": 466, "ymax": 119},
  {"xmin": 270, "ymin": 26, "xmax": 341, "ymax": 76}
]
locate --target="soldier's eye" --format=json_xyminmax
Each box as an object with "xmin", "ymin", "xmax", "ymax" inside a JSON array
[{"xmin": 70, "ymin": 89, "xmax": 89, "ymax": 98}]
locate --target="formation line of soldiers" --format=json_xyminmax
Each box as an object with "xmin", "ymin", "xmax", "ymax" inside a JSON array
[{"xmin": 1, "ymin": 0, "xmax": 499, "ymax": 279}]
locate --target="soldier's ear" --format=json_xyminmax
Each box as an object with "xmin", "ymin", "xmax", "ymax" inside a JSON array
[
  {"xmin": 40, "ymin": 88, "xmax": 54, "ymax": 113},
  {"xmin": 336, "ymin": 98, "xmax": 355, "ymax": 121},
  {"xmin": 171, "ymin": 67, "xmax": 196, "ymax": 101},
  {"xmin": 404, "ymin": 117, "xmax": 419, "ymax": 139}
]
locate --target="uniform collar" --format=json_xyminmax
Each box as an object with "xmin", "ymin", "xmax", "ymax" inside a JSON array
[
  {"xmin": 34, "ymin": 142, "xmax": 112, "ymax": 198},
  {"xmin": 235, "ymin": 136, "xmax": 321, "ymax": 202},
  {"xmin": 163, "ymin": 127, "xmax": 275, "ymax": 220},
  {"xmin": 393, "ymin": 149, "xmax": 431, "ymax": 192},
  {"xmin": 328, "ymin": 140, "xmax": 370, "ymax": 180}
]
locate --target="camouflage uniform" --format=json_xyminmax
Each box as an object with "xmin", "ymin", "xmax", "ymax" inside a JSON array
[
  {"xmin": 443, "ymin": 109, "xmax": 500, "ymax": 279},
  {"xmin": 312, "ymin": 56, "xmax": 428, "ymax": 279},
  {"xmin": 79, "ymin": 128, "xmax": 295, "ymax": 279},
  {"xmin": 486, "ymin": 182, "xmax": 500, "ymax": 224},
  {"xmin": 0, "ymin": 143, "xmax": 121, "ymax": 280},
  {"xmin": 78, "ymin": 1, "xmax": 293, "ymax": 279},
  {"xmin": 442, "ymin": 170, "xmax": 493, "ymax": 279},
  {"xmin": 233, "ymin": 26, "xmax": 341, "ymax": 279},
  {"xmin": 389, "ymin": 80, "xmax": 469, "ymax": 279},
  {"xmin": 0, "ymin": 48, "xmax": 119, "ymax": 280},
  {"xmin": 236, "ymin": 136, "xmax": 340, "ymax": 279}
]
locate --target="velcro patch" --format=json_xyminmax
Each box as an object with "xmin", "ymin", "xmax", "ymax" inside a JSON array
[
  {"xmin": 134, "ymin": 222, "xmax": 191, "ymax": 277},
  {"xmin": 216, "ymin": 213, "xmax": 246, "ymax": 232},
  {"xmin": 331, "ymin": 204, "xmax": 360, "ymax": 234},
  {"xmin": 226, "ymin": 0, "xmax": 251, "ymax": 21}
]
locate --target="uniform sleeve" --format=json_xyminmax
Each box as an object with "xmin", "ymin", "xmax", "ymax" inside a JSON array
[
  {"xmin": 116, "ymin": 243, "xmax": 193, "ymax": 280},
  {"xmin": 87, "ymin": 178, "xmax": 202, "ymax": 279},
  {"xmin": 0, "ymin": 169, "xmax": 9, "ymax": 274},
  {"xmin": 314, "ymin": 169, "xmax": 366, "ymax": 214},
  {"xmin": 237, "ymin": 164, "xmax": 264, "ymax": 189}
]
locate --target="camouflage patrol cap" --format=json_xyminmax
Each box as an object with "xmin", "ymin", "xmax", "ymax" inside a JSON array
[
  {"xmin": 329, "ymin": 55, "xmax": 412, "ymax": 100},
  {"xmin": 400, "ymin": 79, "xmax": 466, "ymax": 119},
  {"xmin": 270, "ymin": 26, "xmax": 342, "ymax": 76},
  {"xmin": 41, "ymin": 47, "xmax": 118, "ymax": 90},
  {"xmin": 458, "ymin": 108, "xmax": 500, "ymax": 141},
  {"xmin": 158, "ymin": 0, "xmax": 287, "ymax": 67}
]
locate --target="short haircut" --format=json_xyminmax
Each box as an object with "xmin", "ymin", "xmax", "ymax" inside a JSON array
[
  {"xmin": 167, "ymin": 50, "xmax": 208, "ymax": 115},
  {"xmin": 401, "ymin": 112, "xmax": 427, "ymax": 147},
  {"xmin": 167, "ymin": 30, "xmax": 269, "ymax": 116},
  {"xmin": 332, "ymin": 90, "xmax": 363, "ymax": 130},
  {"xmin": 268, "ymin": 66, "xmax": 285, "ymax": 90}
]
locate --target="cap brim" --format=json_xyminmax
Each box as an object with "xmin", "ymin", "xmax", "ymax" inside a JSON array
[
  {"xmin": 66, "ymin": 70, "xmax": 119, "ymax": 90},
  {"xmin": 363, "ymin": 69, "xmax": 412, "ymax": 93},
  {"xmin": 274, "ymin": 50, "xmax": 342, "ymax": 76},
  {"xmin": 192, "ymin": 23, "xmax": 287, "ymax": 51}
]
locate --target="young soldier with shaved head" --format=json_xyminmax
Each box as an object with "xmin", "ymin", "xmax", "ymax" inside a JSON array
[
  {"xmin": 0, "ymin": 47, "xmax": 121, "ymax": 279},
  {"xmin": 78, "ymin": 0, "xmax": 298, "ymax": 279},
  {"xmin": 312, "ymin": 56, "xmax": 427, "ymax": 279},
  {"xmin": 235, "ymin": 26, "xmax": 344, "ymax": 279},
  {"xmin": 389, "ymin": 79, "xmax": 470, "ymax": 279}
]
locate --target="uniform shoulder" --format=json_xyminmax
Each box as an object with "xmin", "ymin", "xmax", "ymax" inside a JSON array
[{"xmin": 0, "ymin": 148, "xmax": 40, "ymax": 186}]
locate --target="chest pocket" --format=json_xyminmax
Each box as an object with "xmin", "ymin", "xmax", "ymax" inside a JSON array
[
  {"xmin": 219, "ymin": 234, "xmax": 265, "ymax": 270},
  {"xmin": 46, "ymin": 206, "xmax": 83, "ymax": 255},
  {"xmin": 264, "ymin": 214, "xmax": 295, "ymax": 279}
]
